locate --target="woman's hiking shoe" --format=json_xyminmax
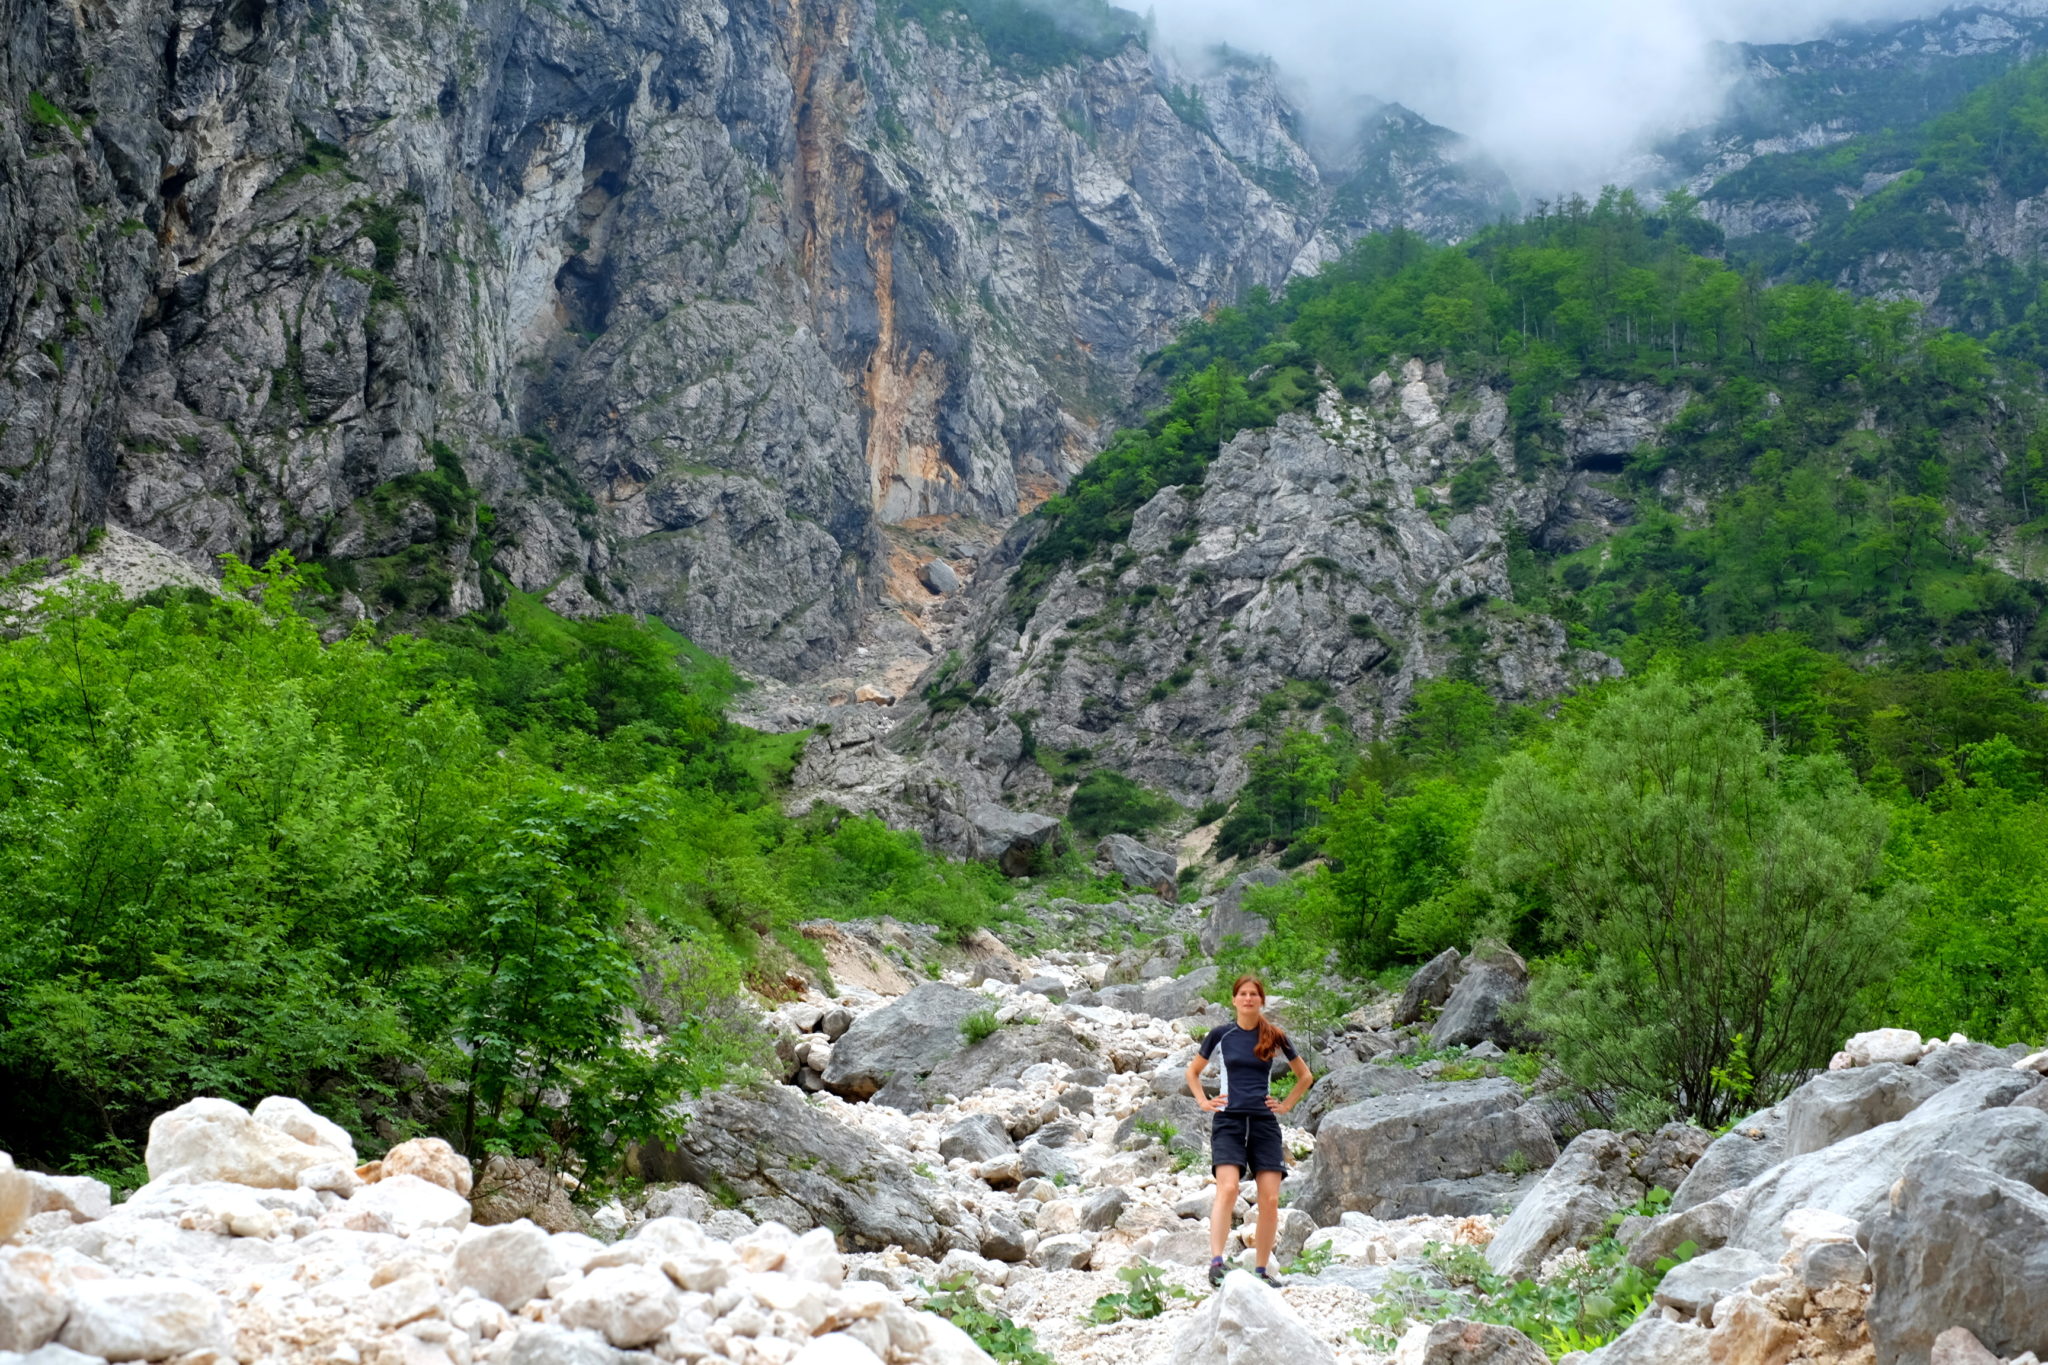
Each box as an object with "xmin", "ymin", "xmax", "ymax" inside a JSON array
[
  {"xmin": 1253, "ymin": 1266, "xmax": 1281, "ymax": 1287},
  {"xmin": 1208, "ymin": 1258, "xmax": 1227, "ymax": 1288}
]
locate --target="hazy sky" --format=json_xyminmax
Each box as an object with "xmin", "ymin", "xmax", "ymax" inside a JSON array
[{"xmin": 1145, "ymin": 0, "xmax": 1945, "ymax": 193}]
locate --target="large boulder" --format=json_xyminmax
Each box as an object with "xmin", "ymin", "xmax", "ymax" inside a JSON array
[
  {"xmin": 1866, "ymin": 1153, "xmax": 2048, "ymax": 1365},
  {"xmin": 1650, "ymin": 1247, "xmax": 1773, "ymax": 1319},
  {"xmin": 1096, "ymin": 834, "xmax": 1177, "ymax": 897},
  {"xmin": 1726, "ymin": 1089, "xmax": 2048, "ymax": 1259},
  {"xmin": 820, "ymin": 983, "xmax": 986, "ymax": 1104},
  {"xmin": 1199, "ymin": 869, "xmax": 1287, "ymax": 956},
  {"xmin": 1296, "ymin": 1078, "xmax": 1557, "ymax": 1224},
  {"xmin": 1098, "ymin": 964, "xmax": 1222, "ymax": 1022},
  {"xmin": 966, "ymin": 805, "xmax": 1063, "ymax": 877},
  {"xmin": 1394, "ymin": 949, "xmax": 1464, "ymax": 1026},
  {"xmin": 1485, "ymin": 1130, "xmax": 1647, "ymax": 1280},
  {"xmin": 1114, "ymin": 1097, "xmax": 1210, "ymax": 1159},
  {"xmin": 1783, "ymin": 1063, "xmax": 1941, "ymax": 1157},
  {"xmin": 142, "ymin": 1096, "xmax": 355, "ymax": 1190},
  {"xmin": 1159, "ymin": 1269, "xmax": 1337, "ymax": 1365},
  {"xmin": 1429, "ymin": 950, "xmax": 1528, "ymax": 1050},
  {"xmin": 633, "ymin": 1085, "xmax": 964, "ymax": 1256},
  {"xmin": 917, "ymin": 1022, "xmax": 1099, "ymax": 1106},
  {"xmin": 1670, "ymin": 1104, "xmax": 1787, "ymax": 1213},
  {"xmin": 1295, "ymin": 1063, "xmax": 1428, "ymax": 1134}
]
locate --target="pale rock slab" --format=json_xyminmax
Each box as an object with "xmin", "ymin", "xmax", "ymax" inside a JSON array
[
  {"xmin": 57, "ymin": 1275, "xmax": 231, "ymax": 1361},
  {"xmin": 0, "ymin": 1154, "xmax": 36, "ymax": 1242},
  {"xmin": 330, "ymin": 1173, "xmax": 472, "ymax": 1236},
  {"xmin": 0, "ymin": 1249, "xmax": 70, "ymax": 1352},
  {"xmin": 1160, "ymin": 1269, "xmax": 1338, "ymax": 1365}
]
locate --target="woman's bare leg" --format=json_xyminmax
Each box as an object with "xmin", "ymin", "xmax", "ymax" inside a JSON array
[
  {"xmin": 1252, "ymin": 1170, "xmax": 1283, "ymax": 1267},
  {"xmin": 1209, "ymin": 1167, "xmax": 1241, "ymax": 1258}
]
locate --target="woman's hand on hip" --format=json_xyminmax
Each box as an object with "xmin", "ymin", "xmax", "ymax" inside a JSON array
[{"xmin": 1197, "ymin": 1094, "xmax": 1227, "ymax": 1112}]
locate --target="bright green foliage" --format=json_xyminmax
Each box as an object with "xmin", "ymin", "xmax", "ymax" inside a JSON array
[
  {"xmin": 1316, "ymin": 776, "xmax": 1488, "ymax": 968},
  {"xmin": 1470, "ymin": 673, "xmax": 1909, "ymax": 1125},
  {"xmin": 1882, "ymin": 771, "xmax": 2048, "ymax": 1042},
  {"xmin": 1085, "ymin": 1262, "xmax": 1195, "ymax": 1323},
  {"xmin": 1714, "ymin": 54, "xmax": 2048, "ymax": 366},
  {"xmin": 960, "ymin": 1008, "xmax": 1002, "ymax": 1046},
  {"xmin": 1366, "ymin": 1236, "xmax": 1696, "ymax": 1360},
  {"xmin": 1066, "ymin": 769, "xmax": 1176, "ymax": 839},
  {"xmin": 1214, "ymin": 727, "xmax": 1346, "ymax": 859},
  {"xmin": 920, "ymin": 1274, "xmax": 1055, "ymax": 1365},
  {"xmin": 0, "ymin": 558, "xmax": 1011, "ymax": 1179}
]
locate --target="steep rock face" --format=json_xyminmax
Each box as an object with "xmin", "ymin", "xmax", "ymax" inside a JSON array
[
  {"xmin": 1, "ymin": 0, "xmax": 1509, "ymax": 674},
  {"xmin": 898, "ymin": 362, "xmax": 1660, "ymax": 809},
  {"xmin": 1657, "ymin": 3, "xmax": 2048, "ymax": 193}
]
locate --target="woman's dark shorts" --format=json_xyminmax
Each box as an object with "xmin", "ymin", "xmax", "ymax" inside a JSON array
[{"xmin": 1210, "ymin": 1110, "xmax": 1287, "ymax": 1177}]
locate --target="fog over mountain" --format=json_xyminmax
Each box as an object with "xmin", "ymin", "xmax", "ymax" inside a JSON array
[{"xmin": 1145, "ymin": 0, "xmax": 1949, "ymax": 193}]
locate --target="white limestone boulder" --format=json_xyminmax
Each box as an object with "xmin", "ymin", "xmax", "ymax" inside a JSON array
[{"xmin": 142, "ymin": 1097, "xmax": 351, "ymax": 1189}]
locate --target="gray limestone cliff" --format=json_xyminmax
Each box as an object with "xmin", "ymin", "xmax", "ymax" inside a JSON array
[
  {"xmin": 1, "ymin": 0, "xmax": 1510, "ymax": 674},
  {"xmin": 862, "ymin": 363, "xmax": 1685, "ymax": 822}
]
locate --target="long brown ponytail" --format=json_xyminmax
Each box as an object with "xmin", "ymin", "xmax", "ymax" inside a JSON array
[{"xmin": 1230, "ymin": 974, "xmax": 1288, "ymax": 1062}]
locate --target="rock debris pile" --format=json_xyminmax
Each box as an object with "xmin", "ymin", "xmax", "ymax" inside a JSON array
[{"xmin": 5, "ymin": 924, "xmax": 2047, "ymax": 1365}]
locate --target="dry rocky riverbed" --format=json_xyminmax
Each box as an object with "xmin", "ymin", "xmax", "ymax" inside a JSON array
[{"xmin": 5, "ymin": 898, "xmax": 2048, "ymax": 1365}]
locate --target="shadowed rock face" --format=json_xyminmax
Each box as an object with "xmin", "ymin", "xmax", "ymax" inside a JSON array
[{"xmin": 1, "ymin": 0, "xmax": 1508, "ymax": 674}]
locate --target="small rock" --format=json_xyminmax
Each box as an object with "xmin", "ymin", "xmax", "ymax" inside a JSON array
[
  {"xmin": 555, "ymin": 1263, "xmax": 681, "ymax": 1348},
  {"xmin": 1399, "ymin": 1318, "xmax": 1548, "ymax": 1365},
  {"xmin": 331, "ymin": 1172, "xmax": 472, "ymax": 1235},
  {"xmin": 1033, "ymin": 1233, "xmax": 1093, "ymax": 1271},
  {"xmin": 1650, "ymin": 1247, "xmax": 1771, "ymax": 1320},
  {"xmin": 940, "ymin": 1115, "xmax": 1015, "ymax": 1164},
  {"xmin": 1843, "ymin": 1028, "xmax": 1924, "ymax": 1067},
  {"xmin": 452, "ymin": 1219, "xmax": 563, "ymax": 1310},
  {"xmin": 1930, "ymin": 1327, "xmax": 2003, "ymax": 1365},
  {"xmin": 381, "ymin": 1136, "xmax": 474, "ymax": 1195}
]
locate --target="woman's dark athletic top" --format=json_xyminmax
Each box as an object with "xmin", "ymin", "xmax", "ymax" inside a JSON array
[{"xmin": 1198, "ymin": 1021, "xmax": 1298, "ymax": 1113}]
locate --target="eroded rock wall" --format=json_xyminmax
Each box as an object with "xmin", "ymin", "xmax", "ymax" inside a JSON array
[{"xmin": 1, "ymin": 0, "xmax": 1509, "ymax": 675}]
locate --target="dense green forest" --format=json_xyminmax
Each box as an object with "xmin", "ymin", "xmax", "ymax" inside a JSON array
[
  {"xmin": 0, "ymin": 560, "xmax": 1014, "ymax": 1182},
  {"xmin": 1710, "ymin": 53, "xmax": 2048, "ymax": 366}
]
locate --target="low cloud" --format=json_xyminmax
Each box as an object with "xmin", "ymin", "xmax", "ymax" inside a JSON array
[{"xmin": 1144, "ymin": 0, "xmax": 1943, "ymax": 194}]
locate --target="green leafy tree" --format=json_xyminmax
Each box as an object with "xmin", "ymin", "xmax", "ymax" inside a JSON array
[{"xmin": 1469, "ymin": 673, "xmax": 1908, "ymax": 1124}]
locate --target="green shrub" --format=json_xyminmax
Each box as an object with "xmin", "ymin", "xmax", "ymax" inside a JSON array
[
  {"xmin": 1086, "ymin": 1262, "xmax": 1194, "ymax": 1322},
  {"xmin": 960, "ymin": 1008, "xmax": 1002, "ymax": 1046},
  {"xmin": 920, "ymin": 1274, "xmax": 1054, "ymax": 1365},
  {"xmin": 1067, "ymin": 770, "xmax": 1176, "ymax": 839},
  {"xmin": 1471, "ymin": 673, "xmax": 1908, "ymax": 1125}
]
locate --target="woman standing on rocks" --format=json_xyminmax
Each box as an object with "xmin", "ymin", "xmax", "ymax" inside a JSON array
[{"xmin": 1186, "ymin": 973, "xmax": 1313, "ymax": 1287}]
